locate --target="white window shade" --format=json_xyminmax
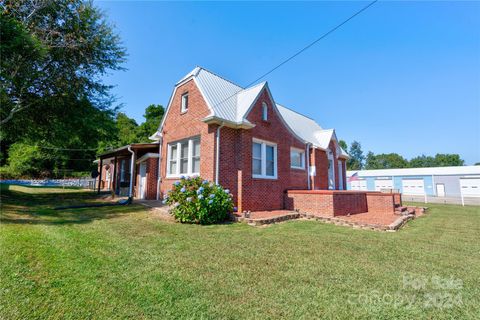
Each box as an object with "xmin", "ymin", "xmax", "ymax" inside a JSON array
[
  {"xmin": 252, "ymin": 138, "xmax": 277, "ymax": 179},
  {"xmin": 167, "ymin": 137, "xmax": 200, "ymax": 177}
]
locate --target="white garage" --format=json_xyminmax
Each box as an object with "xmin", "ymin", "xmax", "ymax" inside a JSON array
[
  {"xmin": 460, "ymin": 178, "xmax": 480, "ymax": 197},
  {"xmin": 350, "ymin": 180, "xmax": 367, "ymax": 191},
  {"xmin": 374, "ymin": 179, "xmax": 393, "ymax": 191},
  {"xmin": 402, "ymin": 179, "xmax": 425, "ymax": 195}
]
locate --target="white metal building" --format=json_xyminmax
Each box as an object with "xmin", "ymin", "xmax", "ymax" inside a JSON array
[{"xmin": 347, "ymin": 166, "xmax": 480, "ymax": 203}]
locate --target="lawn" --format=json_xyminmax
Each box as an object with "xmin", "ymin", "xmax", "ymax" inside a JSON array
[{"xmin": 1, "ymin": 185, "xmax": 479, "ymax": 319}]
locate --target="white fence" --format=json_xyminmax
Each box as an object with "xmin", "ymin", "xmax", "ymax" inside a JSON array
[{"xmin": 1, "ymin": 178, "xmax": 97, "ymax": 189}]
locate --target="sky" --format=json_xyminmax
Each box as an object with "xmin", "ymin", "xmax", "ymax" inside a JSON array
[{"xmin": 97, "ymin": 1, "xmax": 480, "ymax": 165}]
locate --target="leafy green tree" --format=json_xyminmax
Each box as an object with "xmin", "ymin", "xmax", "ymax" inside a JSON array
[
  {"xmin": 365, "ymin": 152, "xmax": 408, "ymax": 169},
  {"xmin": 433, "ymin": 154, "xmax": 464, "ymax": 167},
  {"xmin": 6, "ymin": 142, "xmax": 53, "ymax": 177},
  {"xmin": 116, "ymin": 113, "xmax": 139, "ymax": 146},
  {"xmin": 338, "ymin": 140, "xmax": 348, "ymax": 153},
  {"xmin": 347, "ymin": 141, "xmax": 364, "ymax": 170},
  {"xmin": 136, "ymin": 104, "xmax": 165, "ymax": 142},
  {"xmin": 409, "ymin": 155, "xmax": 436, "ymax": 168},
  {"xmin": 0, "ymin": 0, "xmax": 126, "ymax": 176},
  {"xmin": 475, "ymin": 162, "xmax": 480, "ymax": 166},
  {"xmin": 1, "ymin": 0, "xmax": 126, "ymax": 125}
]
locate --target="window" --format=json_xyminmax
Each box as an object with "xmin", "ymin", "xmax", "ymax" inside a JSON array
[
  {"xmin": 262, "ymin": 102, "xmax": 268, "ymax": 121},
  {"xmin": 252, "ymin": 138, "xmax": 277, "ymax": 179},
  {"xmin": 290, "ymin": 148, "xmax": 305, "ymax": 169},
  {"xmin": 181, "ymin": 93, "xmax": 189, "ymax": 113},
  {"xmin": 167, "ymin": 137, "xmax": 200, "ymax": 177}
]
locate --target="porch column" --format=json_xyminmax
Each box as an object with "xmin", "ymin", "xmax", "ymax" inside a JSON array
[
  {"xmin": 112, "ymin": 156, "xmax": 117, "ymax": 194},
  {"xmin": 97, "ymin": 157, "xmax": 103, "ymax": 194}
]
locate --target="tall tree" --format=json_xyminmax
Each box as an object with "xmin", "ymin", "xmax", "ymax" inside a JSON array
[
  {"xmin": 338, "ymin": 140, "xmax": 348, "ymax": 153},
  {"xmin": 0, "ymin": 0, "xmax": 126, "ymax": 175},
  {"xmin": 347, "ymin": 141, "xmax": 364, "ymax": 170},
  {"xmin": 136, "ymin": 104, "xmax": 165, "ymax": 142},
  {"xmin": 1, "ymin": 0, "xmax": 126, "ymax": 125},
  {"xmin": 116, "ymin": 113, "xmax": 139, "ymax": 146}
]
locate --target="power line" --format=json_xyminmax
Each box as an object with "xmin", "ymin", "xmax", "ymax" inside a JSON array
[
  {"xmin": 39, "ymin": 146, "xmax": 98, "ymax": 151},
  {"xmin": 245, "ymin": 0, "xmax": 378, "ymax": 87},
  {"xmin": 212, "ymin": 0, "xmax": 378, "ymax": 109}
]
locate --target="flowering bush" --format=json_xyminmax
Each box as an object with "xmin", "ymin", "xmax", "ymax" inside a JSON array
[{"xmin": 163, "ymin": 176, "xmax": 234, "ymax": 224}]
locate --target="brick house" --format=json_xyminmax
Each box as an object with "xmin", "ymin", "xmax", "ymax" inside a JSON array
[{"xmin": 98, "ymin": 67, "xmax": 350, "ymax": 213}]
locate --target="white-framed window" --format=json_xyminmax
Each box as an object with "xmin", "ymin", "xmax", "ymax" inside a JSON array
[
  {"xmin": 167, "ymin": 136, "xmax": 200, "ymax": 177},
  {"xmin": 252, "ymin": 138, "xmax": 277, "ymax": 179},
  {"xmin": 290, "ymin": 147, "xmax": 305, "ymax": 169},
  {"xmin": 181, "ymin": 92, "xmax": 189, "ymax": 113},
  {"xmin": 262, "ymin": 102, "xmax": 268, "ymax": 121}
]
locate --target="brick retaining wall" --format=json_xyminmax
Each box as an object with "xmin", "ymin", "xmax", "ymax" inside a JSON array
[{"xmin": 285, "ymin": 190, "xmax": 401, "ymax": 217}]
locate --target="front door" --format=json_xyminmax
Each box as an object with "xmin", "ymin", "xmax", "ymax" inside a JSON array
[
  {"xmin": 436, "ymin": 183, "xmax": 445, "ymax": 197},
  {"xmin": 138, "ymin": 162, "xmax": 147, "ymax": 199}
]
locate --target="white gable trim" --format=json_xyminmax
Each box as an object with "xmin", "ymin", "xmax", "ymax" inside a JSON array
[{"xmin": 242, "ymin": 83, "xmax": 308, "ymax": 146}]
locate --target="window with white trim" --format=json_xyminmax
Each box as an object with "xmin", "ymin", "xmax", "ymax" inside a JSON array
[
  {"xmin": 167, "ymin": 137, "xmax": 200, "ymax": 177},
  {"xmin": 252, "ymin": 138, "xmax": 277, "ymax": 179},
  {"xmin": 290, "ymin": 148, "xmax": 305, "ymax": 169},
  {"xmin": 181, "ymin": 93, "xmax": 189, "ymax": 113},
  {"xmin": 262, "ymin": 102, "xmax": 268, "ymax": 121}
]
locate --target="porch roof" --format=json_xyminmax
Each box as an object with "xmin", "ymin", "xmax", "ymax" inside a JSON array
[{"xmin": 97, "ymin": 143, "xmax": 159, "ymax": 159}]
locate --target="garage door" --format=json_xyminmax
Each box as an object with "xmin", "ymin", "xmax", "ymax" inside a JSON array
[
  {"xmin": 402, "ymin": 179, "xmax": 425, "ymax": 195},
  {"xmin": 351, "ymin": 180, "xmax": 367, "ymax": 191},
  {"xmin": 375, "ymin": 179, "xmax": 393, "ymax": 191},
  {"xmin": 460, "ymin": 178, "xmax": 480, "ymax": 197}
]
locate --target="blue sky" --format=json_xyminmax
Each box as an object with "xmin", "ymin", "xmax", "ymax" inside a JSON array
[{"xmin": 97, "ymin": 1, "xmax": 480, "ymax": 165}]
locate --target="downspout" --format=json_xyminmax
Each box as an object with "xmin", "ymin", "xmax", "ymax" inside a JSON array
[
  {"xmin": 127, "ymin": 146, "xmax": 135, "ymax": 199},
  {"xmin": 215, "ymin": 123, "xmax": 225, "ymax": 185},
  {"xmin": 306, "ymin": 143, "xmax": 311, "ymax": 190},
  {"xmin": 156, "ymin": 134, "xmax": 163, "ymax": 200}
]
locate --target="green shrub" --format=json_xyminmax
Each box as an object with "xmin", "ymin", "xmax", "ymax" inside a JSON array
[
  {"xmin": 164, "ymin": 176, "xmax": 234, "ymax": 224},
  {"xmin": 6, "ymin": 142, "xmax": 52, "ymax": 178},
  {"xmin": 0, "ymin": 166, "xmax": 17, "ymax": 179}
]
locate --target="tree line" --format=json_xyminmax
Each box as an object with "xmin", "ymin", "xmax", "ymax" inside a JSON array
[
  {"xmin": 339, "ymin": 140, "xmax": 469, "ymax": 171},
  {"xmin": 0, "ymin": 0, "xmax": 166, "ymax": 178}
]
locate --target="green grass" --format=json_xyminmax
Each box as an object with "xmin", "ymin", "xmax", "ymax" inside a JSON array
[{"xmin": 1, "ymin": 184, "xmax": 479, "ymax": 319}]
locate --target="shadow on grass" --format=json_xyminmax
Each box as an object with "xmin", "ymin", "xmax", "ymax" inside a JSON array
[{"xmin": 0, "ymin": 184, "xmax": 146, "ymax": 226}]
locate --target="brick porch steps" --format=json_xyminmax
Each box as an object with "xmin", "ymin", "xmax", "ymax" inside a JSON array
[{"xmin": 235, "ymin": 211, "xmax": 301, "ymax": 226}]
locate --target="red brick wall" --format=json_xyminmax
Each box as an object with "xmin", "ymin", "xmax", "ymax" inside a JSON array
[
  {"xmin": 146, "ymin": 157, "xmax": 159, "ymax": 200},
  {"xmin": 159, "ymin": 79, "xmax": 216, "ymax": 196},
  {"xmin": 366, "ymin": 193, "xmax": 396, "ymax": 214},
  {"xmin": 229, "ymin": 88, "xmax": 309, "ymax": 212},
  {"xmin": 286, "ymin": 190, "xmax": 368, "ymax": 217}
]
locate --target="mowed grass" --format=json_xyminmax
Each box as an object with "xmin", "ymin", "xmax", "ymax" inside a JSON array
[{"xmin": 0, "ymin": 185, "xmax": 479, "ymax": 319}]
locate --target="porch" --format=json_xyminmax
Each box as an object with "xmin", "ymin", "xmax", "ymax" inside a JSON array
[{"xmin": 97, "ymin": 143, "xmax": 160, "ymax": 199}]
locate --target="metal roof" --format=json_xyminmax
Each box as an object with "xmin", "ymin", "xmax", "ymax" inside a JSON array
[
  {"xmin": 166, "ymin": 67, "xmax": 348, "ymax": 156},
  {"xmin": 347, "ymin": 166, "xmax": 480, "ymax": 178}
]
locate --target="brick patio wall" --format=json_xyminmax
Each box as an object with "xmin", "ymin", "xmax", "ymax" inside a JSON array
[
  {"xmin": 285, "ymin": 190, "xmax": 368, "ymax": 217},
  {"xmin": 286, "ymin": 190, "xmax": 402, "ymax": 216},
  {"xmin": 365, "ymin": 193, "xmax": 396, "ymax": 214}
]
